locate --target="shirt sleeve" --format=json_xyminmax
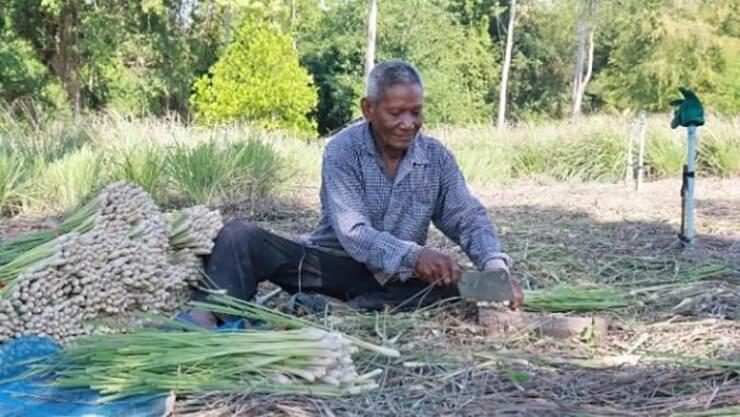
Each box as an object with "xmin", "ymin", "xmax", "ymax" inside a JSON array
[
  {"xmin": 321, "ymin": 145, "xmax": 424, "ymax": 276},
  {"xmin": 432, "ymin": 149, "xmax": 503, "ymax": 269}
]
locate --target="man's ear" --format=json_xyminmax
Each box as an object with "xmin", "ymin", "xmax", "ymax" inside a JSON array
[{"xmin": 360, "ymin": 97, "xmax": 374, "ymax": 120}]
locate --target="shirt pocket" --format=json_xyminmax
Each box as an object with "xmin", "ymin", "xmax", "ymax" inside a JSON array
[{"xmin": 412, "ymin": 165, "xmax": 437, "ymax": 207}]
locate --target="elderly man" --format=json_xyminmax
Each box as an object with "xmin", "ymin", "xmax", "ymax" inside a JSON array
[{"xmin": 193, "ymin": 60, "xmax": 521, "ymax": 325}]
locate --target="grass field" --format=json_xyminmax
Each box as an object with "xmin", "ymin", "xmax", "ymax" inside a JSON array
[{"xmin": 1, "ymin": 111, "xmax": 738, "ymax": 218}]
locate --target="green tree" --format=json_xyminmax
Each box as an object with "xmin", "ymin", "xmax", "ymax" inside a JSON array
[
  {"xmin": 0, "ymin": 34, "xmax": 48, "ymax": 104},
  {"xmin": 504, "ymin": 2, "xmax": 575, "ymax": 120},
  {"xmin": 592, "ymin": 0, "xmax": 737, "ymax": 113},
  {"xmin": 300, "ymin": 0, "xmax": 498, "ymax": 134},
  {"xmin": 190, "ymin": 20, "xmax": 317, "ymax": 133},
  {"xmin": 0, "ymin": 0, "xmax": 223, "ymax": 117}
]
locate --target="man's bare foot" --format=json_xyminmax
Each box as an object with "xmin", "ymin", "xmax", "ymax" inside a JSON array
[{"xmin": 187, "ymin": 309, "xmax": 218, "ymax": 329}]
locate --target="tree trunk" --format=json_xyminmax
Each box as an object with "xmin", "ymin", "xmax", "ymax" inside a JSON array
[
  {"xmin": 496, "ymin": 0, "xmax": 516, "ymax": 131},
  {"xmin": 364, "ymin": 0, "xmax": 378, "ymax": 87},
  {"xmin": 291, "ymin": 0, "xmax": 297, "ymax": 27},
  {"xmin": 572, "ymin": 1, "xmax": 585, "ymax": 106},
  {"xmin": 48, "ymin": 2, "xmax": 81, "ymax": 115},
  {"xmin": 571, "ymin": 0, "xmax": 600, "ymax": 120}
]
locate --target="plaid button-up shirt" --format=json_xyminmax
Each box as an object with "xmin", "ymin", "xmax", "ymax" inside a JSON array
[{"xmin": 301, "ymin": 121, "xmax": 503, "ymax": 284}]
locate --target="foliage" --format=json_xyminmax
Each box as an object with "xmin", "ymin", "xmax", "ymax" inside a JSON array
[
  {"xmin": 431, "ymin": 114, "xmax": 740, "ymax": 184},
  {"xmin": 503, "ymin": 1, "xmax": 577, "ymax": 119},
  {"xmin": 0, "ymin": 152, "xmax": 29, "ymax": 215},
  {"xmin": 592, "ymin": 0, "xmax": 739, "ymax": 113},
  {"xmin": 0, "ymin": 113, "xmax": 738, "ymax": 218},
  {"xmin": 165, "ymin": 137, "xmax": 285, "ymax": 207},
  {"xmin": 0, "ymin": 34, "xmax": 48, "ymax": 104},
  {"xmin": 299, "ymin": 0, "xmax": 498, "ymax": 133},
  {"xmin": 646, "ymin": 130, "xmax": 686, "ymax": 178},
  {"xmin": 28, "ymin": 146, "xmax": 105, "ymax": 213},
  {"xmin": 700, "ymin": 126, "xmax": 740, "ymax": 177},
  {"xmin": 0, "ymin": 0, "xmax": 218, "ymax": 117},
  {"xmin": 166, "ymin": 141, "xmax": 239, "ymax": 206},
  {"xmin": 191, "ymin": 20, "xmax": 317, "ymax": 133},
  {"xmin": 0, "ymin": 101, "xmax": 91, "ymax": 163},
  {"xmin": 110, "ymin": 144, "xmax": 167, "ymax": 198},
  {"xmin": 228, "ymin": 139, "xmax": 283, "ymax": 199},
  {"xmin": 1, "ymin": 0, "xmax": 738, "ymax": 130}
]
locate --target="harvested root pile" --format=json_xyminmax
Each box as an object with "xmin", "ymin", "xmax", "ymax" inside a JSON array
[
  {"xmin": 168, "ymin": 205, "xmax": 222, "ymax": 254},
  {"xmin": 166, "ymin": 205, "xmax": 223, "ymax": 287},
  {"xmin": 25, "ymin": 325, "xmax": 381, "ymax": 401},
  {"xmin": 0, "ymin": 182, "xmax": 222, "ymax": 343}
]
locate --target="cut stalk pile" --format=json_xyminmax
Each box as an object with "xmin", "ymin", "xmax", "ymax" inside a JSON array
[
  {"xmin": 25, "ymin": 325, "xmax": 380, "ymax": 401},
  {"xmin": 523, "ymin": 284, "xmax": 631, "ymax": 313},
  {"xmin": 0, "ymin": 182, "xmax": 223, "ymax": 343},
  {"xmin": 193, "ymin": 294, "xmax": 402, "ymax": 358}
]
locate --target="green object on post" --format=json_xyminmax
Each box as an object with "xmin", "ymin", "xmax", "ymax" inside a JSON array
[
  {"xmin": 670, "ymin": 87, "xmax": 703, "ymax": 247},
  {"xmin": 670, "ymin": 87, "xmax": 705, "ymax": 129}
]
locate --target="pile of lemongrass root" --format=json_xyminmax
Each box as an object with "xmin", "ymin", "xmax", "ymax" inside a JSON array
[
  {"xmin": 0, "ymin": 182, "xmax": 222, "ymax": 343},
  {"xmin": 22, "ymin": 296, "xmax": 397, "ymax": 400}
]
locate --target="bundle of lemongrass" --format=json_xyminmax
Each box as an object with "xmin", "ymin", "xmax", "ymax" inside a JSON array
[
  {"xmin": 0, "ymin": 194, "xmax": 103, "ymax": 267},
  {"xmin": 523, "ymin": 284, "xmax": 631, "ymax": 313},
  {"xmin": 21, "ymin": 296, "xmax": 399, "ymax": 401},
  {"xmin": 167, "ymin": 205, "xmax": 222, "ymax": 255},
  {"xmin": 166, "ymin": 205, "xmax": 222, "ymax": 287},
  {"xmin": 27, "ymin": 326, "xmax": 380, "ymax": 401},
  {"xmin": 0, "ymin": 182, "xmax": 223, "ymax": 343},
  {"xmin": 193, "ymin": 293, "xmax": 402, "ymax": 358}
]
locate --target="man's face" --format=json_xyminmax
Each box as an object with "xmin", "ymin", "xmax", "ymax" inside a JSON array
[{"xmin": 361, "ymin": 83, "xmax": 424, "ymax": 153}]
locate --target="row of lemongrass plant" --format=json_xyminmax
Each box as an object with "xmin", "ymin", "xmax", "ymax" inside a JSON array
[
  {"xmin": 434, "ymin": 114, "xmax": 740, "ymax": 184},
  {"xmin": 0, "ymin": 134, "xmax": 293, "ymax": 217},
  {"xmin": 1, "ymin": 110, "xmax": 738, "ymax": 217}
]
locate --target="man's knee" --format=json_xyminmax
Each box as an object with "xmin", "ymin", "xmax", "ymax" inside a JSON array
[{"xmin": 218, "ymin": 219, "xmax": 263, "ymax": 245}]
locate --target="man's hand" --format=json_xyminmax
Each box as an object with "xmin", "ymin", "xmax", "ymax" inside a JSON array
[
  {"xmin": 415, "ymin": 248, "xmax": 462, "ymax": 286},
  {"xmin": 484, "ymin": 255, "xmax": 523, "ymax": 310}
]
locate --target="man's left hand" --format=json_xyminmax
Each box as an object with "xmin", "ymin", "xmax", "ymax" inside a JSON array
[{"xmin": 484, "ymin": 255, "xmax": 523, "ymax": 310}]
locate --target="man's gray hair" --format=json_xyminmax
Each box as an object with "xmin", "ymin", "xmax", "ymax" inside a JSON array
[{"xmin": 366, "ymin": 61, "xmax": 424, "ymax": 104}]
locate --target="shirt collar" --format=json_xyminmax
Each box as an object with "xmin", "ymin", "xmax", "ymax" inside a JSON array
[{"xmin": 362, "ymin": 120, "xmax": 429, "ymax": 165}]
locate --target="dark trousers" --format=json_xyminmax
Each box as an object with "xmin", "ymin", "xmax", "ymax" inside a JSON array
[{"xmin": 200, "ymin": 220, "xmax": 459, "ymax": 311}]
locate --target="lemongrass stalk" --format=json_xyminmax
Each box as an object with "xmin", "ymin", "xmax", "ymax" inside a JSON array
[
  {"xmin": 20, "ymin": 324, "xmax": 376, "ymax": 401},
  {"xmin": 0, "ymin": 193, "xmax": 103, "ymax": 267},
  {"xmin": 356, "ymin": 368, "xmax": 383, "ymax": 382},
  {"xmin": 192, "ymin": 295, "xmax": 401, "ymax": 358}
]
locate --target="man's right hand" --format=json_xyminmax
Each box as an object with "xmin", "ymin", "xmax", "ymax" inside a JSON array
[{"xmin": 414, "ymin": 248, "xmax": 462, "ymax": 286}]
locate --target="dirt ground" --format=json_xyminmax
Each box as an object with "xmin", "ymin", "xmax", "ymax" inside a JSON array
[
  {"xmin": 2, "ymin": 178, "xmax": 738, "ymax": 416},
  {"xmin": 238, "ymin": 177, "xmax": 739, "ymax": 271},
  {"xmin": 171, "ymin": 178, "xmax": 739, "ymax": 417}
]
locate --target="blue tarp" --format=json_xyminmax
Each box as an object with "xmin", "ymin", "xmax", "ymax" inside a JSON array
[{"xmin": 0, "ymin": 336, "xmax": 168, "ymax": 417}]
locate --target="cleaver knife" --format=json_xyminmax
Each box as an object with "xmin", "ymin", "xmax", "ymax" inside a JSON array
[{"xmin": 457, "ymin": 269, "xmax": 515, "ymax": 303}]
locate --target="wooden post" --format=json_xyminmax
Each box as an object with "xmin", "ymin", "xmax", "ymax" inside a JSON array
[
  {"xmin": 636, "ymin": 111, "xmax": 646, "ymax": 191},
  {"xmin": 625, "ymin": 121, "xmax": 634, "ymax": 187}
]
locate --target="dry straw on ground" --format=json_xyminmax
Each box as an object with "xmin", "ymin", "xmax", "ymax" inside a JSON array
[
  {"xmin": 1, "ymin": 178, "xmax": 738, "ymax": 416},
  {"xmin": 165, "ymin": 179, "xmax": 740, "ymax": 416}
]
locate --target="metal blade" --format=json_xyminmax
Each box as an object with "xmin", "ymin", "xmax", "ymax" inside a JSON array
[{"xmin": 457, "ymin": 270, "xmax": 514, "ymax": 302}]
